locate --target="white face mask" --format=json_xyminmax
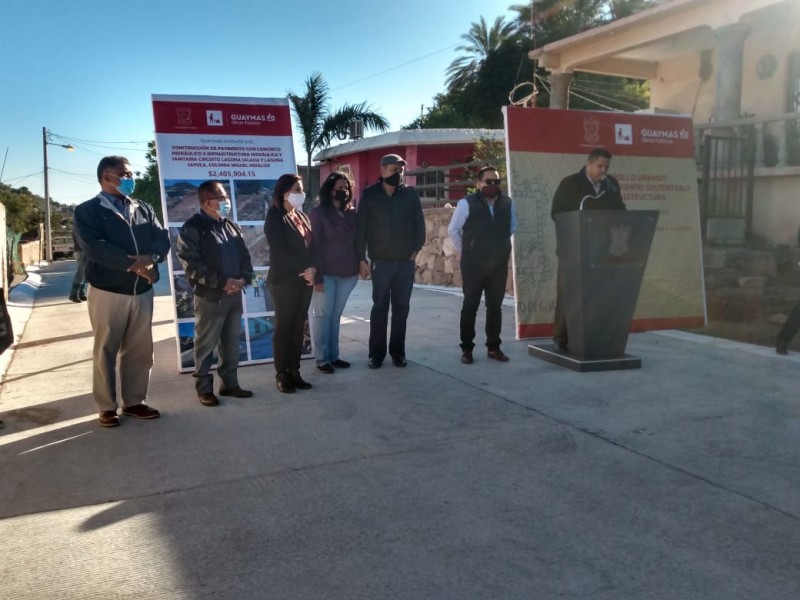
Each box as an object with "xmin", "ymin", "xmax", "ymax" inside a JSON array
[{"xmin": 287, "ymin": 192, "xmax": 305, "ymax": 210}]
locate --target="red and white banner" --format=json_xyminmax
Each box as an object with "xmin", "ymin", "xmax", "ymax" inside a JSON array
[
  {"xmin": 152, "ymin": 94, "xmax": 297, "ymax": 372},
  {"xmin": 503, "ymin": 106, "xmax": 706, "ymax": 339}
]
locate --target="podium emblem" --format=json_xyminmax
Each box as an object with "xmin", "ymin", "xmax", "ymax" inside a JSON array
[{"xmin": 608, "ymin": 223, "xmax": 632, "ymax": 257}]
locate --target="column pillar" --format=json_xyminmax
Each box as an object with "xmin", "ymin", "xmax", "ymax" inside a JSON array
[
  {"xmin": 712, "ymin": 23, "xmax": 751, "ymax": 123},
  {"xmin": 548, "ymin": 72, "xmax": 573, "ymax": 109}
]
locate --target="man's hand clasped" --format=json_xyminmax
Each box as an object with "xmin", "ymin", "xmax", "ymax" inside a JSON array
[
  {"xmin": 127, "ymin": 254, "xmax": 156, "ymax": 284},
  {"xmin": 223, "ymin": 278, "xmax": 245, "ymax": 295}
]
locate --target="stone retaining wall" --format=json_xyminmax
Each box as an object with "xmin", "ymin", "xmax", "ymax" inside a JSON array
[{"xmin": 414, "ymin": 207, "xmax": 513, "ymax": 294}]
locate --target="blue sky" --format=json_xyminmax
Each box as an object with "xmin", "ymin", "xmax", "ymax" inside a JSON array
[{"xmin": 1, "ymin": 0, "xmax": 517, "ymax": 205}]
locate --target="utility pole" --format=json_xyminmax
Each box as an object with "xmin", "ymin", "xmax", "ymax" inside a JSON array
[
  {"xmin": 0, "ymin": 147, "xmax": 8, "ymax": 183},
  {"xmin": 42, "ymin": 127, "xmax": 52, "ymax": 262},
  {"xmin": 41, "ymin": 128, "xmax": 74, "ymax": 262}
]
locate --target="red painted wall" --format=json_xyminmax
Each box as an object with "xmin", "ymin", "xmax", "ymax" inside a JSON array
[{"xmin": 318, "ymin": 142, "xmax": 478, "ymax": 204}]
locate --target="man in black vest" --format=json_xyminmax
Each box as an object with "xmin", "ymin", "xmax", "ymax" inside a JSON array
[
  {"xmin": 448, "ymin": 165, "xmax": 516, "ymax": 364},
  {"xmin": 551, "ymin": 148, "xmax": 626, "ymax": 351}
]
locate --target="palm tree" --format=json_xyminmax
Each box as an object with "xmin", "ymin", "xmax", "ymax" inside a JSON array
[
  {"xmin": 288, "ymin": 72, "xmax": 389, "ymax": 194},
  {"xmin": 445, "ymin": 16, "xmax": 518, "ymax": 94}
]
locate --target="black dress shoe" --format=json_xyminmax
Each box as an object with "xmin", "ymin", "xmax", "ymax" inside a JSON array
[
  {"xmin": 460, "ymin": 350, "xmax": 473, "ymax": 364},
  {"xmin": 289, "ymin": 369, "xmax": 312, "ymax": 390},
  {"xmin": 276, "ymin": 371, "xmax": 296, "ymax": 393},
  {"xmin": 391, "ymin": 356, "xmax": 407, "ymax": 368},
  {"xmin": 219, "ymin": 387, "xmax": 253, "ymax": 398},
  {"xmin": 317, "ymin": 364, "xmax": 335, "ymax": 374},
  {"xmin": 122, "ymin": 404, "xmax": 161, "ymax": 419},
  {"xmin": 487, "ymin": 349, "xmax": 509, "ymax": 362},
  {"xmin": 553, "ymin": 338, "xmax": 569, "ymax": 352},
  {"xmin": 198, "ymin": 392, "xmax": 219, "ymax": 406},
  {"xmin": 331, "ymin": 359, "xmax": 351, "ymax": 368},
  {"xmin": 368, "ymin": 357, "xmax": 383, "ymax": 369}
]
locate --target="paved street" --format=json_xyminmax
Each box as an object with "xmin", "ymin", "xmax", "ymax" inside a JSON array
[{"xmin": 1, "ymin": 261, "xmax": 799, "ymax": 599}]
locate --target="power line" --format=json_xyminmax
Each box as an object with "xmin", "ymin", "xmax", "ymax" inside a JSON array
[
  {"xmin": 572, "ymin": 85, "xmax": 648, "ymax": 111},
  {"xmin": 568, "ymin": 89, "xmax": 623, "ymax": 112},
  {"xmin": 332, "ymin": 43, "xmax": 459, "ymax": 91},
  {"xmin": 49, "ymin": 131, "xmax": 151, "ymax": 145},
  {"xmin": 3, "ymin": 170, "xmax": 43, "ymax": 183}
]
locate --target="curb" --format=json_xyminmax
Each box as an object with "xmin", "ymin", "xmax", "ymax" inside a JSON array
[{"xmin": 0, "ymin": 268, "xmax": 42, "ymax": 383}]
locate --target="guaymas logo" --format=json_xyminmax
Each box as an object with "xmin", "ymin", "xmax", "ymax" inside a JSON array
[
  {"xmin": 231, "ymin": 113, "xmax": 277, "ymax": 122},
  {"xmin": 640, "ymin": 128, "xmax": 690, "ymax": 140}
]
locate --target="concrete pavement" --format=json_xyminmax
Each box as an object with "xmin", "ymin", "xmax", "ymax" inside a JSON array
[{"xmin": 1, "ymin": 260, "xmax": 799, "ymax": 599}]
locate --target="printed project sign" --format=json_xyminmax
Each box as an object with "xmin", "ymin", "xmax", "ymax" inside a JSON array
[
  {"xmin": 152, "ymin": 94, "xmax": 300, "ymax": 372},
  {"xmin": 503, "ymin": 106, "xmax": 706, "ymax": 339}
]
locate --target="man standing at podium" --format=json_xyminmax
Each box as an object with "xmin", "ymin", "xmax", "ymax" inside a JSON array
[
  {"xmin": 448, "ymin": 165, "xmax": 517, "ymax": 364},
  {"xmin": 551, "ymin": 148, "xmax": 625, "ymax": 351}
]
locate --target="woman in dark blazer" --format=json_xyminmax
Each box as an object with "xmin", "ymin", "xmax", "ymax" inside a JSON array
[{"xmin": 264, "ymin": 173, "xmax": 316, "ymax": 393}]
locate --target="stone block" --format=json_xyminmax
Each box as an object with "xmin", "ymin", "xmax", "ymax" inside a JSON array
[
  {"xmin": 432, "ymin": 272, "xmax": 451, "ymax": 286},
  {"xmin": 443, "ymin": 237, "xmax": 457, "ymax": 258},
  {"xmin": 444, "ymin": 258, "xmax": 455, "ymax": 274},
  {"xmin": 452, "ymin": 271, "xmax": 462, "ymax": 288},
  {"xmin": 422, "ymin": 270, "xmax": 433, "ymax": 284},
  {"xmin": 433, "ymin": 256, "xmax": 445, "ymax": 271}
]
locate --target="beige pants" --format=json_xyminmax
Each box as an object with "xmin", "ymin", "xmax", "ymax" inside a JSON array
[{"xmin": 87, "ymin": 286, "xmax": 155, "ymax": 412}]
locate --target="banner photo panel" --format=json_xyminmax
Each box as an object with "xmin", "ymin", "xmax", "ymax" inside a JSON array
[
  {"xmin": 152, "ymin": 94, "xmax": 299, "ymax": 372},
  {"xmin": 503, "ymin": 106, "xmax": 706, "ymax": 339}
]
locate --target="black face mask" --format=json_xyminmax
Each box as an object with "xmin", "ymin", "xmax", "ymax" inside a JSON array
[
  {"xmin": 334, "ymin": 189, "xmax": 349, "ymax": 203},
  {"xmin": 383, "ymin": 172, "xmax": 402, "ymax": 187},
  {"xmin": 482, "ymin": 184, "xmax": 499, "ymax": 198}
]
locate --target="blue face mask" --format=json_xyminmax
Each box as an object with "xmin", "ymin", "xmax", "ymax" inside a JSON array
[
  {"xmin": 218, "ymin": 200, "xmax": 232, "ymax": 217},
  {"xmin": 115, "ymin": 176, "xmax": 135, "ymax": 197}
]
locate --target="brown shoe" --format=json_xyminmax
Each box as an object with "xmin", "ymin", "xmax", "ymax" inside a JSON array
[
  {"xmin": 121, "ymin": 404, "xmax": 160, "ymax": 419},
  {"xmin": 98, "ymin": 411, "xmax": 120, "ymax": 427},
  {"xmin": 198, "ymin": 393, "xmax": 219, "ymax": 406},
  {"xmin": 461, "ymin": 350, "xmax": 473, "ymax": 364},
  {"xmin": 487, "ymin": 348, "xmax": 509, "ymax": 362}
]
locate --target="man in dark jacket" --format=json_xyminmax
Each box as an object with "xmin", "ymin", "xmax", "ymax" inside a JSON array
[
  {"xmin": 448, "ymin": 165, "xmax": 516, "ymax": 364},
  {"xmin": 550, "ymin": 148, "xmax": 626, "ymax": 351},
  {"xmin": 356, "ymin": 154, "xmax": 425, "ymax": 369},
  {"xmin": 177, "ymin": 180, "xmax": 254, "ymax": 406},
  {"xmin": 74, "ymin": 156, "xmax": 170, "ymax": 427}
]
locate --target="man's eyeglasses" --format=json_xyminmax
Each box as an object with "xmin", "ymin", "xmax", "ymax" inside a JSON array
[{"xmin": 481, "ymin": 179, "xmax": 501, "ymax": 186}]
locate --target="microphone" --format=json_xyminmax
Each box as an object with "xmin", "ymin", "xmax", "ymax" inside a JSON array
[
  {"xmin": 580, "ymin": 190, "xmax": 605, "ymax": 210},
  {"xmin": 602, "ymin": 175, "xmax": 618, "ymax": 194}
]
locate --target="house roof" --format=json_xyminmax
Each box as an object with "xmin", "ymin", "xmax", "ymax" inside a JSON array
[
  {"xmin": 528, "ymin": 0, "xmax": 787, "ymax": 77},
  {"xmin": 313, "ymin": 128, "xmax": 504, "ymax": 162}
]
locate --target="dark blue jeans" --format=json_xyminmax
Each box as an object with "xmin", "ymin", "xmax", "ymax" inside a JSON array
[{"xmin": 369, "ymin": 259, "xmax": 415, "ymax": 360}]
